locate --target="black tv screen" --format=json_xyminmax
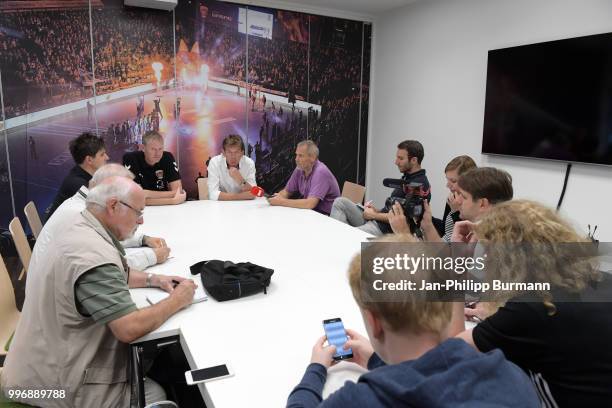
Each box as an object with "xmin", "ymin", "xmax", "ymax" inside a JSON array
[{"xmin": 482, "ymin": 32, "xmax": 612, "ymax": 165}]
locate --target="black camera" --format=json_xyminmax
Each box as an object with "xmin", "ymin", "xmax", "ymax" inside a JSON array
[{"xmin": 384, "ymin": 182, "xmax": 428, "ymax": 221}]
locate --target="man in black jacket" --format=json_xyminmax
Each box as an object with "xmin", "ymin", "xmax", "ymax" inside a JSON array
[
  {"xmin": 45, "ymin": 132, "xmax": 108, "ymax": 220},
  {"xmin": 330, "ymin": 140, "xmax": 431, "ymax": 236}
]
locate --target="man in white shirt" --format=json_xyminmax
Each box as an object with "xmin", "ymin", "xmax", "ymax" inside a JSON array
[
  {"xmin": 207, "ymin": 134, "xmax": 257, "ymax": 201},
  {"xmin": 40, "ymin": 164, "xmax": 170, "ymax": 271}
]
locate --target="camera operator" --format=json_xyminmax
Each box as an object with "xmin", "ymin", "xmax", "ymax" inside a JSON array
[
  {"xmin": 390, "ymin": 167, "xmax": 512, "ymax": 241},
  {"xmin": 390, "ymin": 155, "xmax": 477, "ymax": 241},
  {"xmin": 331, "ymin": 140, "xmax": 431, "ymax": 236}
]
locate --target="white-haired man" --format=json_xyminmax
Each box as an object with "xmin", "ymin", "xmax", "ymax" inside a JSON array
[
  {"xmin": 40, "ymin": 163, "xmax": 170, "ymax": 270},
  {"xmin": 1, "ymin": 177, "xmax": 196, "ymax": 407}
]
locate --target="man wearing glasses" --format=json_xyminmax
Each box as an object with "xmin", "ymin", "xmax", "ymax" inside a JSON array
[
  {"xmin": 2, "ymin": 177, "xmax": 196, "ymax": 407},
  {"xmin": 207, "ymin": 134, "xmax": 257, "ymax": 201}
]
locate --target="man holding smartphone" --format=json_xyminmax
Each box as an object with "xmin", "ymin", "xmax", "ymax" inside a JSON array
[{"xmin": 286, "ymin": 234, "xmax": 539, "ymax": 407}]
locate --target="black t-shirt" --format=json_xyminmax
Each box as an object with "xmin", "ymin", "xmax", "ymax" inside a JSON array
[
  {"xmin": 46, "ymin": 165, "xmax": 91, "ymax": 220},
  {"xmin": 376, "ymin": 169, "xmax": 431, "ymax": 234},
  {"xmin": 473, "ymin": 286, "xmax": 612, "ymax": 407},
  {"xmin": 123, "ymin": 151, "xmax": 180, "ymax": 191}
]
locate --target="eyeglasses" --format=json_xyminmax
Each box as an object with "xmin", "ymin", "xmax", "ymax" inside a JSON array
[{"xmin": 119, "ymin": 201, "xmax": 144, "ymax": 219}]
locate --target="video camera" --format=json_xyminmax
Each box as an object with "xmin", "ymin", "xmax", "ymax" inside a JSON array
[{"xmin": 383, "ymin": 178, "xmax": 430, "ymax": 223}]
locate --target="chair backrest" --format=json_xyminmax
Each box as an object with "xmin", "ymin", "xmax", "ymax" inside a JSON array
[
  {"xmin": 9, "ymin": 217, "xmax": 31, "ymax": 277},
  {"xmin": 24, "ymin": 201, "xmax": 43, "ymax": 240},
  {"xmin": 0, "ymin": 252, "xmax": 20, "ymax": 356},
  {"xmin": 341, "ymin": 181, "xmax": 366, "ymax": 204},
  {"xmin": 197, "ymin": 177, "xmax": 209, "ymax": 200}
]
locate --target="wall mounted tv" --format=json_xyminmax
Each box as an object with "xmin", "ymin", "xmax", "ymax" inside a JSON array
[{"xmin": 482, "ymin": 32, "xmax": 612, "ymax": 166}]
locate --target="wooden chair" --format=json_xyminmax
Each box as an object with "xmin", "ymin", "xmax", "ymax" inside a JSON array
[
  {"xmin": 0, "ymin": 252, "xmax": 20, "ymax": 358},
  {"xmin": 197, "ymin": 177, "xmax": 209, "ymax": 200},
  {"xmin": 341, "ymin": 181, "xmax": 366, "ymax": 204},
  {"xmin": 8, "ymin": 217, "xmax": 31, "ymax": 281},
  {"xmin": 24, "ymin": 201, "xmax": 43, "ymax": 240}
]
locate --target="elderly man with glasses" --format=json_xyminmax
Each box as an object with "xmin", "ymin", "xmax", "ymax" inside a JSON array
[{"xmin": 1, "ymin": 177, "xmax": 196, "ymax": 407}]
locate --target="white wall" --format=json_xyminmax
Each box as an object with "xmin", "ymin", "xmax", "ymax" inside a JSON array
[{"xmin": 367, "ymin": 0, "xmax": 612, "ymax": 241}]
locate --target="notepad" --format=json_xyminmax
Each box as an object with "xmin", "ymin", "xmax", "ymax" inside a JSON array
[{"xmin": 146, "ymin": 284, "xmax": 208, "ymax": 305}]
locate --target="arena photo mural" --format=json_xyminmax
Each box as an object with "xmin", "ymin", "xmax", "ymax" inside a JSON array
[{"xmin": 0, "ymin": 0, "xmax": 371, "ymax": 229}]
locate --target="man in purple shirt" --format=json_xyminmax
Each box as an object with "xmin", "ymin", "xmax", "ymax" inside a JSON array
[{"xmin": 268, "ymin": 140, "xmax": 340, "ymax": 215}]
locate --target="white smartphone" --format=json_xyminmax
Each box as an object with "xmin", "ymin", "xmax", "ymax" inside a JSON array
[{"xmin": 185, "ymin": 364, "xmax": 234, "ymax": 385}]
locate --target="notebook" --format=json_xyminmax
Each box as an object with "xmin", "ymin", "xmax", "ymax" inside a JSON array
[{"xmin": 146, "ymin": 284, "xmax": 208, "ymax": 305}]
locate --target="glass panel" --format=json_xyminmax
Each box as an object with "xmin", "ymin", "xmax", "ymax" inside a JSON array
[
  {"xmin": 170, "ymin": 0, "xmax": 248, "ymax": 197},
  {"xmin": 247, "ymin": 7, "xmax": 309, "ymax": 193},
  {"xmin": 91, "ymin": 0, "xmax": 175, "ymax": 183},
  {"xmin": 309, "ymin": 16, "xmax": 364, "ymax": 187},
  {"xmin": 0, "ymin": 3, "xmax": 95, "ymax": 224}
]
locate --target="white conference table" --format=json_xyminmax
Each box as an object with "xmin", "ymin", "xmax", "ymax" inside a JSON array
[{"xmin": 130, "ymin": 199, "xmax": 371, "ymax": 407}]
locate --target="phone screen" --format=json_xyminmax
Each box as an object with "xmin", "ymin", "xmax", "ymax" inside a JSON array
[
  {"xmin": 323, "ymin": 318, "xmax": 353, "ymax": 360},
  {"xmin": 191, "ymin": 365, "xmax": 230, "ymax": 382}
]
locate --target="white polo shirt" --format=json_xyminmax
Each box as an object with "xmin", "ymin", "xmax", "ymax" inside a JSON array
[{"xmin": 207, "ymin": 154, "xmax": 257, "ymax": 200}]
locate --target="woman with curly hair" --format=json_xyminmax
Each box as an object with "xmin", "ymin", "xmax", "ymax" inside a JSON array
[{"xmin": 453, "ymin": 200, "xmax": 612, "ymax": 408}]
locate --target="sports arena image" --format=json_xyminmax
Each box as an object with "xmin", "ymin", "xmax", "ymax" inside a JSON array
[{"xmin": 0, "ymin": 0, "xmax": 371, "ymax": 227}]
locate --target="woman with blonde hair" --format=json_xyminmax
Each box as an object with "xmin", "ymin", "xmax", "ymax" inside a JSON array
[{"xmin": 454, "ymin": 200, "xmax": 612, "ymax": 408}]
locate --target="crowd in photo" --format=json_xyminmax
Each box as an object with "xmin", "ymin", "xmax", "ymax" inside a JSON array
[
  {"xmin": 196, "ymin": 20, "xmax": 365, "ymax": 191},
  {"xmin": 0, "ymin": 6, "xmax": 173, "ymax": 118},
  {"xmin": 93, "ymin": 6, "xmax": 173, "ymax": 94},
  {"xmin": 0, "ymin": 9, "xmax": 93, "ymax": 117}
]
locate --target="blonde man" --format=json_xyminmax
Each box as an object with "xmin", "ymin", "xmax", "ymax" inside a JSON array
[
  {"xmin": 123, "ymin": 131, "xmax": 185, "ymax": 206},
  {"xmin": 287, "ymin": 235, "xmax": 539, "ymax": 407}
]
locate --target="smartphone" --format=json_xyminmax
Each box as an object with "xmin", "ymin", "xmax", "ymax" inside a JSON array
[
  {"xmin": 185, "ymin": 364, "xmax": 234, "ymax": 385},
  {"xmin": 323, "ymin": 318, "xmax": 353, "ymax": 361},
  {"xmin": 355, "ymin": 203, "xmax": 365, "ymax": 212}
]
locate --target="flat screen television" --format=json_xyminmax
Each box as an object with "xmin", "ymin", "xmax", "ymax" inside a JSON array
[{"xmin": 482, "ymin": 32, "xmax": 612, "ymax": 166}]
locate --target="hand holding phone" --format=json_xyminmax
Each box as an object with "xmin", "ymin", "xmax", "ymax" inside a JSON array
[
  {"xmin": 323, "ymin": 318, "xmax": 353, "ymax": 361},
  {"xmin": 343, "ymin": 329, "xmax": 374, "ymax": 369},
  {"xmin": 185, "ymin": 364, "xmax": 234, "ymax": 385}
]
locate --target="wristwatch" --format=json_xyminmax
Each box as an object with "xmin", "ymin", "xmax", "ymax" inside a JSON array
[{"xmin": 146, "ymin": 273, "xmax": 154, "ymax": 288}]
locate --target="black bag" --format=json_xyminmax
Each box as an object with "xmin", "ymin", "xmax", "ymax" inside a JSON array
[{"xmin": 190, "ymin": 260, "xmax": 274, "ymax": 302}]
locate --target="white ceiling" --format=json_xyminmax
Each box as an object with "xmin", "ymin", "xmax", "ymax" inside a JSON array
[
  {"xmin": 274, "ymin": 0, "xmax": 417, "ymax": 15},
  {"xmin": 223, "ymin": 0, "xmax": 419, "ymax": 21}
]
